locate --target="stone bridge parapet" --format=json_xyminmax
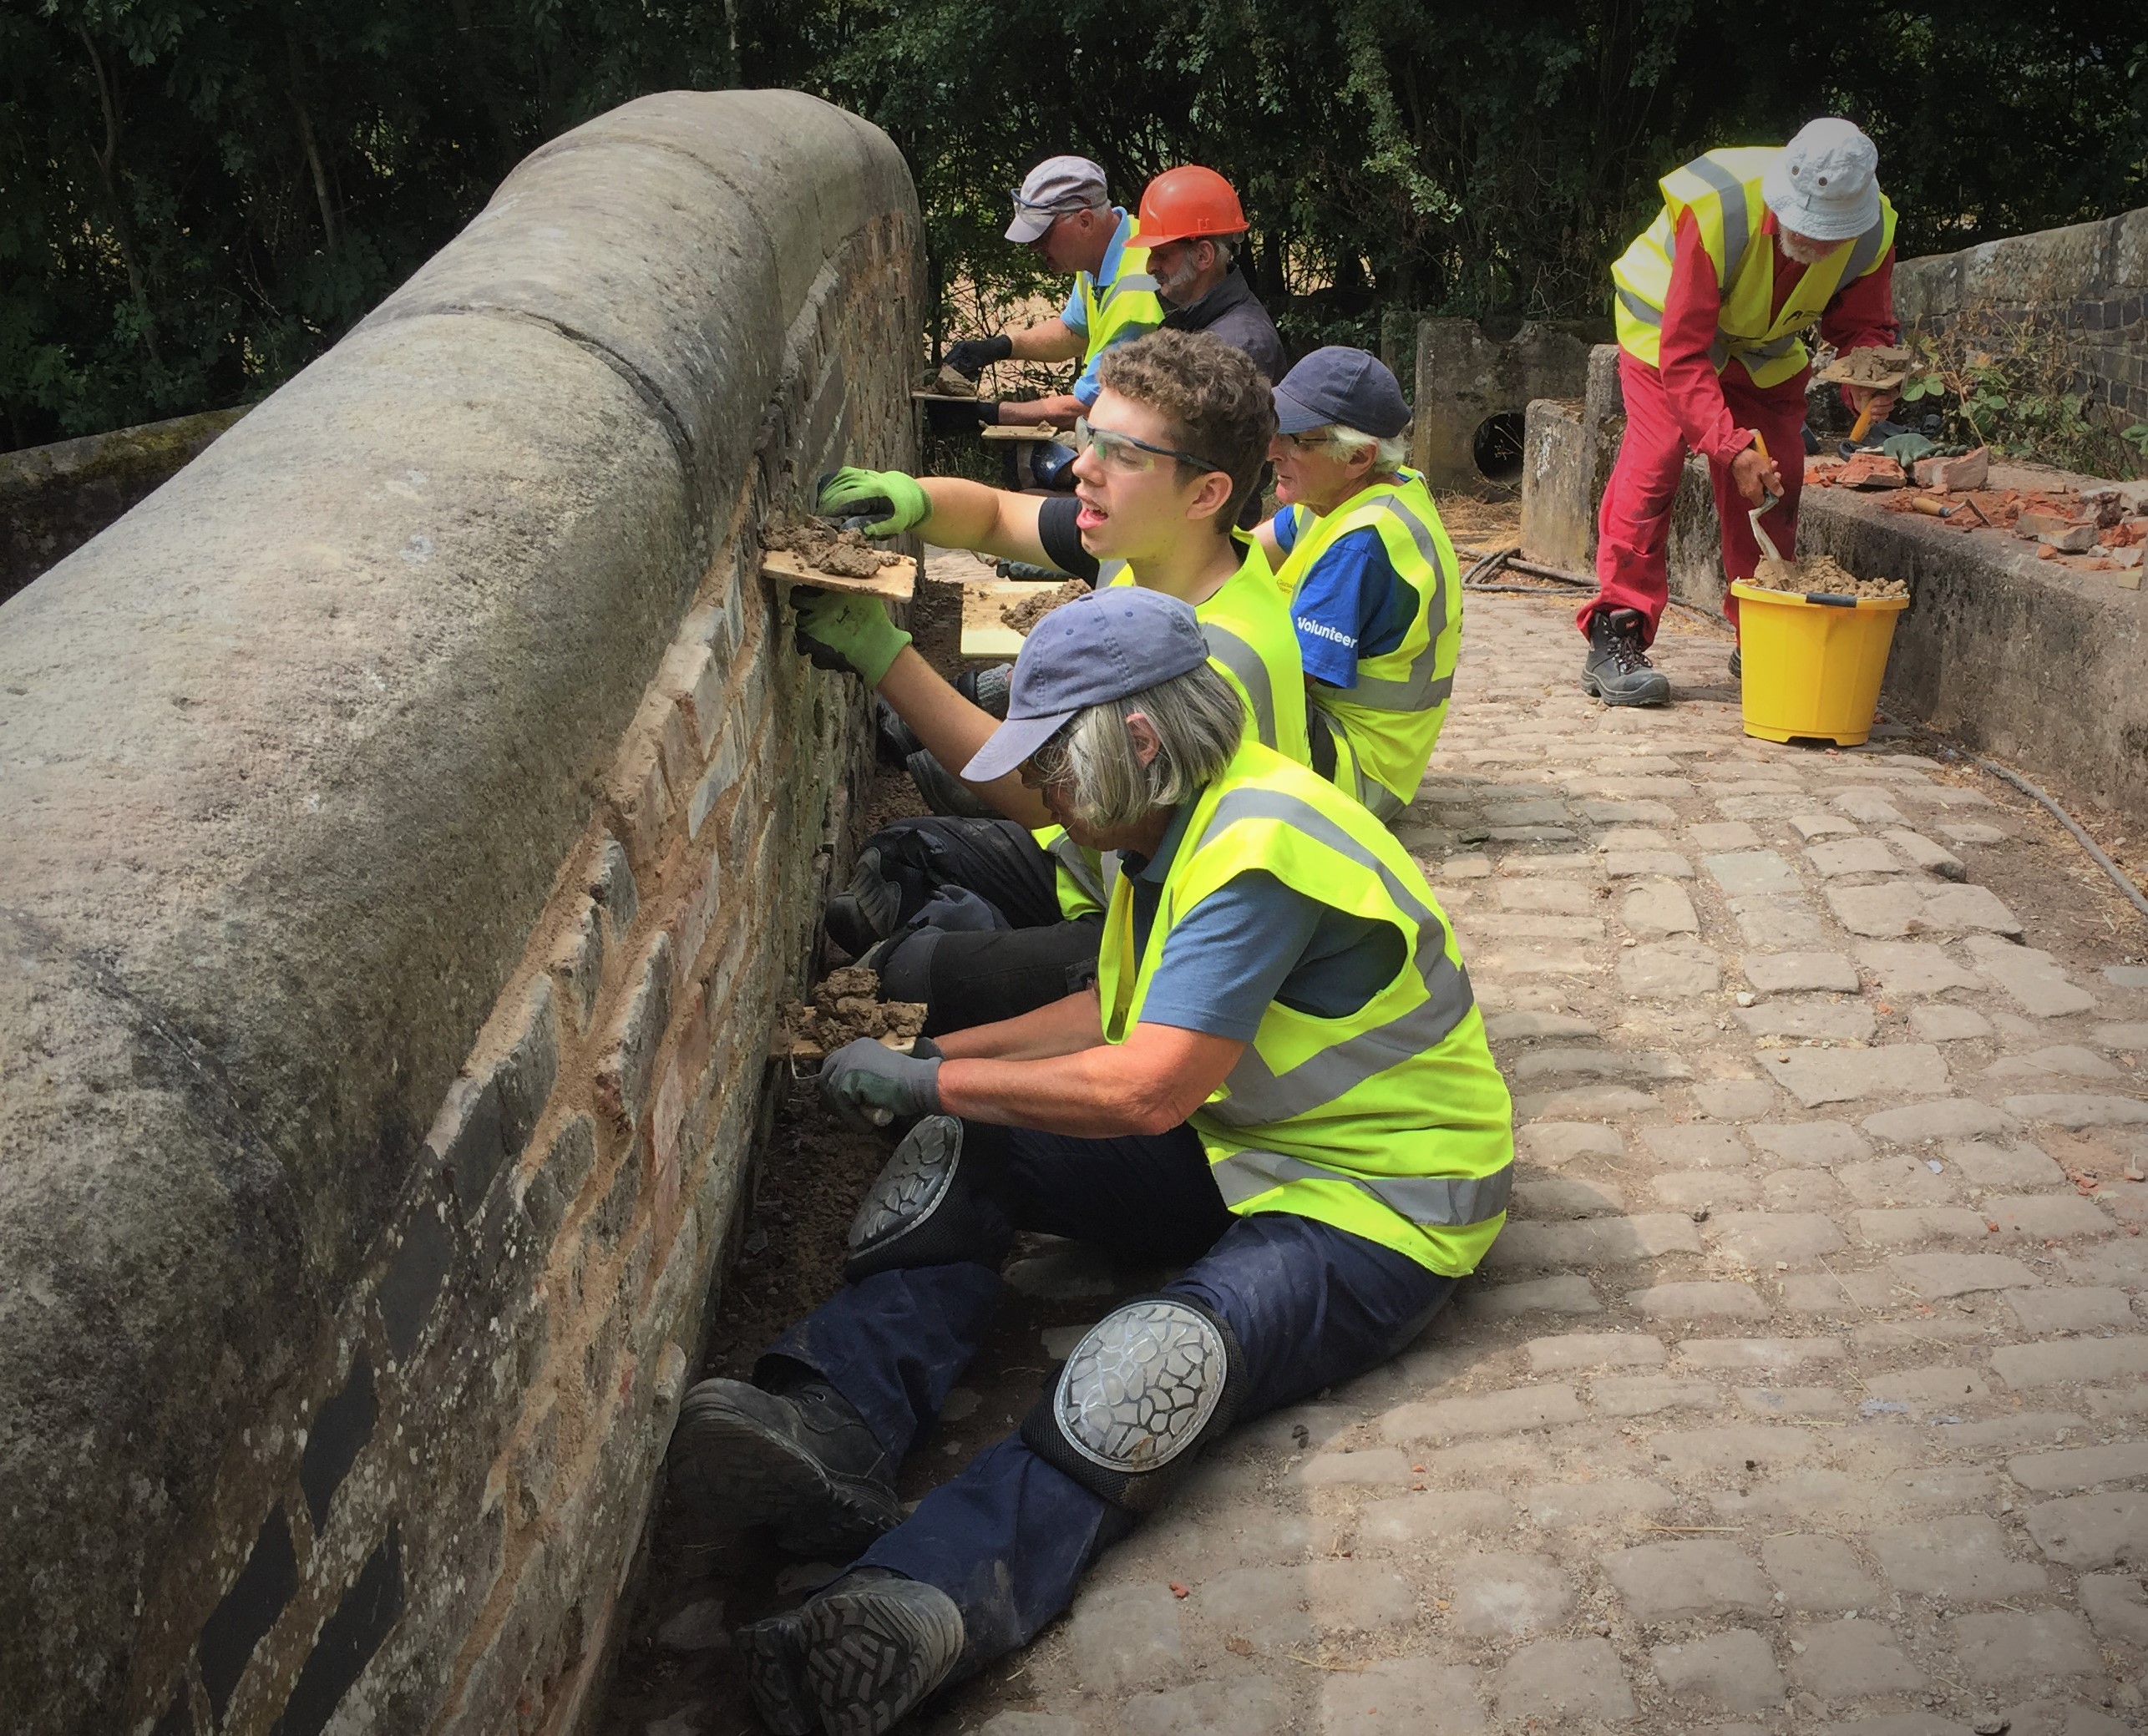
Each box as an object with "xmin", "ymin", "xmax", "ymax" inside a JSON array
[{"xmin": 0, "ymin": 89, "xmax": 920, "ymax": 1735}]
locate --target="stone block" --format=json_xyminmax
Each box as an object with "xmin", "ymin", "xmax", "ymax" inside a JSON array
[
  {"xmin": 1867, "ymin": 1515, "xmax": 2048, "ymax": 1599},
  {"xmin": 1123, "ymin": 1677, "xmax": 1290, "ymax": 1736},
  {"xmin": 1890, "ymin": 1253, "xmax": 2039, "ymax": 1297},
  {"xmin": 2024, "ymin": 1490, "xmax": 2148, "ymax": 1567},
  {"xmin": 1604, "ymin": 848, "xmax": 1695, "ymax": 878},
  {"xmin": 2002, "ymin": 1093, "xmax": 2148, "ymax": 1129},
  {"xmin": 1621, "ymin": 879, "xmax": 1699, "ymax": 937},
  {"xmin": 1679, "ymin": 1337, "xmax": 1845, "ymax": 1370},
  {"xmin": 1752, "ymin": 1121, "xmax": 1870, "ymax": 1166},
  {"xmin": 1946, "ymin": 1609, "xmax": 2102, "ymax": 1683},
  {"xmin": 1806, "ymin": 836, "xmax": 1906, "ymax": 877},
  {"xmin": 1856, "ymin": 940, "xmax": 1980, "ymax": 995},
  {"xmin": 1945, "ymin": 1140, "xmax": 2063, "ymax": 1189},
  {"xmin": 2080, "ymin": 1572, "xmax": 2148, "ymax": 1646},
  {"xmin": 1603, "ymin": 1539, "xmax": 1771, "ymax": 1620},
  {"xmin": 1590, "ymin": 1376, "xmax": 1723, "ymax": 1417},
  {"xmin": 1787, "ymin": 1617, "xmax": 1923, "ymax": 1695},
  {"xmin": 1643, "ymin": 1126, "xmax": 1751, "ymax": 1167},
  {"xmin": 1631, "ymin": 1281, "xmax": 1770, "ymax": 1320},
  {"xmin": 1521, "ymin": 1479, "xmax": 1676, "ymax": 1526},
  {"xmin": 1983, "ymin": 1193, "xmax": 2113, "ymax": 1237},
  {"xmin": 1758, "ymin": 1043, "xmax": 1948, "ymax": 1107},
  {"xmin": 1912, "ymin": 1004, "xmax": 1991, "ymax": 1041},
  {"xmin": 1993, "ymin": 1335, "xmax": 2148, "ymax": 1388},
  {"xmin": 1517, "ymin": 1122, "xmax": 1624, "ymax": 1165},
  {"xmin": 1835, "ymin": 788, "xmax": 1909, "ymax": 825},
  {"xmin": 1763, "ymin": 1536, "xmax": 1880, "ymax": 1612},
  {"xmin": 1061, "ymin": 1582, "xmax": 1184, "ymax": 1694},
  {"xmin": 2004, "ymin": 1287, "xmax": 2134, "ymax": 1334},
  {"xmin": 1863, "ymin": 1099, "xmax": 2019, "ymax": 1142},
  {"xmin": 1732, "ymin": 893, "xmax": 1828, "ymax": 949},
  {"xmin": 1467, "ymin": 1275, "xmax": 1602, "ymax": 1317},
  {"xmin": 1742, "ymin": 951, "xmax": 1863, "ymax": 994},
  {"xmin": 1514, "ymin": 1177, "xmax": 1626, "ymax": 1219},
  {"xmin": 1882, "ymin": 828, "xmax": 1966, "ymax": 880},
  {"xmin": 1490, "ymin": 1637, "xmax": 1637, "ymax": 1723},
  {"xmin": 2007, "ymin": 1440, "xmax": 2148, "ymax": 1491},
  {"xmin": 1707, "ymin": 1212, "xmax": 1847, "ymax": 1266},
  {"xmin": 1359, "ymin": 1491, "xmax": 1517, "ymax": 1551},
  {"xmin": 1526, "ymin": 1332, "xmax": 1665, "ymax": 1372},
  {"xmin": 1448, "ymin": 1550, "xmax": 1573, "ymax": 1636},
  {"xmin": 1649, "ymin": 1629, "xmax": 1784, "ymax": 1713},
  {"xmin": 1318, "ymin": 1657, "xmax": 1486, "ymax": 1736},
  {"xmin": 1619, "ymin": 942, "xmax": 1720, "ymax": 998},
  {"xmin": 1965, "ymin": 934, "xmax": 2096, "ymax": 1017},
  {"xmin": 1380, "ymin": 1386, "xmax": 1588, "ymax": 1443},
  {"xmin": 1490, "ymin": 1213, "xmax": 1701, "ymax": 1269},
  {"xmin": 1695, "ymin": 1079, "xmax": 1784, "ymax": 1121},
  {"xmin": 1705, "ymin": 851, "xmax": 1802, "ymax": 895},
  {"xmin": 1649, "ymin": 1425, "xmax": 1817, "ymax": 1473}
]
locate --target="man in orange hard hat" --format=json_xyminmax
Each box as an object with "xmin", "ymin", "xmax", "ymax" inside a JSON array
[{"xmin": 1141, "ymin": 165, "xmax": 1286, "ymax": 386}]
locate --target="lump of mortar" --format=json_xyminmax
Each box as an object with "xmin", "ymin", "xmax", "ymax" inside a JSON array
[
  {"xmin": 1818, "ymin": 344, "xmax": 1912, "ymax": 387},
  {"xmin": 1749, "ymin": 554, "xmax": 1908, "ymax": 600},
  {"xmin": 931, "ymin": 362, "xmax": 980, "ymax": 397},
  {"xmin": 774, "ymin": 964, "xmax": 927, "ymax": 1059},
  {"xmin": 1001, "ymin": 577, "xmax": 1091, "ymax": 633},
  {"xmin": 763, "ymin": 516, "xmax": 909, "ymax": 578}
]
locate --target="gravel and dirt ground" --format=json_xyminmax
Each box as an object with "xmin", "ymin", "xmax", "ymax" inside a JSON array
[{"xmin": 600, "ymin": 501, "xmax": 2148, "ymax": 1736}]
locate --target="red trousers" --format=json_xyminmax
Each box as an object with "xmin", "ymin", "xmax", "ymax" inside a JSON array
[{"xmin": 1581, "ymin": 350, "xmax": 1808, "ymax": 646}]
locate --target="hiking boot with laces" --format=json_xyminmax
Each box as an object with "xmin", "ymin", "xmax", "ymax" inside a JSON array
[
  {"xmin": 1729, "ymin": 646, "xmax": 1743, "ymax": 680},
  {"xmin": 667, "ymin": 1375, "xmax": 900, "ymax": 1556},
  {"xmin": 738, "ymin": 1570, "xmax": 965, "ymax": 1736},
  {"xmin": 824, "ymin": 847, "xmax": 902, "ymax": 959},
  {"xmin": 1581, "ymin": 607, "xmax": 1672, "ymax": 706}
]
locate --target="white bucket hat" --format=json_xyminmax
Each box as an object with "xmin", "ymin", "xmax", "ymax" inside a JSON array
[{"xmin": 1761, "ymin": 118, "xmax": 1882, "ymax": 243}]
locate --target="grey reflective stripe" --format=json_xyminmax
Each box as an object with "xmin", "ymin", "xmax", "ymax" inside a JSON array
[
  {"xmin": 1210, "ymin": 1147, "xmax": 1514, "ymax": 1228},
  {"xmin": 1357, "ymin": 770, "xmax": 1406, "ymax": 822},
  {"xmin": 1345, "ymin": 498, "xmax": 1452, "ymax": 713},
  {"xmin": 1192, "ymin": 787, "xmax": 1476, "ymax": 1126},
  {"xmin": 1682, "ymin": 153, "xmax": 1750, "ymax": 286},
  {"xmin": 1200, "ymin": 621, "xmax": 1279, "ymax": 750},
  {"xmin": 1311, "ymin": 706, "xmax": 1405, "ymax": 821},
  {"xmin": 1615, "ymin": 285, "xmax": 1664, "ymax": 327},
  {"xmin": 1725, "ymin": 331, "xmax": 1801, "ymax": 367},
  {"xmin": 1047, "ymin": 833, "xmax": 1109, "ymax": 907},
  {"xmin": 1842, "ymin": 212, "xmax": 1889, "ymax": 281},
  {"xmin": 1111, "ymin": 272, "xmax": 1162, "ymax": 298}
]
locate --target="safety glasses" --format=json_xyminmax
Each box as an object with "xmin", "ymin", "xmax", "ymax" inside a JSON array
[{"xmin": 1076, "ymin": 417, "xmax": 1227, "ymax": 478}]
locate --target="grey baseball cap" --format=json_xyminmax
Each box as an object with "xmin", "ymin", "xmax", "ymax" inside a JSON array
[
  {"xmin": 961, "ymin": 589, "xmax": 1209, "ymax": 782},
  {"xmin": 1274, "ymin": 346, "xmax": 1412, "ymax": 438},
  {"xmin": 1006, "ymin": 155, "xmax": 1110, "ymax": 243}
]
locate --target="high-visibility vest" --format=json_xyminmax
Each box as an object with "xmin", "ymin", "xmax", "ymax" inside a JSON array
[
  {"xmin": 1097, "ymin": 739, "xmax": 1514, "ymax": 1275},
  {"xmin": 1610, "ymin": 146, "xmax": 1896, "ymax": 390},
  {"xmin": 1042, "ymin": 537, "xmax": 1313, "ymax": 919},
  {"xmin": 1274, "ymin": 469, "xmax": 1460, "ymax": 821},
  {"xmin": 1076, "ymin": 214, "xmax": 1165, "ymax": 366}
]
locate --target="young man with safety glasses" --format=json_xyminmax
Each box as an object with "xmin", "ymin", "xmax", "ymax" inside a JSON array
[{"xmin": 792, "ymin": 329, "xmax": 1310, "ymax": 1034}]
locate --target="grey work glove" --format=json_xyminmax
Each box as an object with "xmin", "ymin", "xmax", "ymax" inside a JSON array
[{"xmin": 819, "ymin": 1037, "xmax": 943, "ymax": 1132}]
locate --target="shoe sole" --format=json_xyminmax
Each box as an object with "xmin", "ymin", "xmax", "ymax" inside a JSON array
[
  {"xmin": 669, "ymin": 1392, "xmax": 903, "ymax": 1556},
  {"xmin": 802, "ymin": 1587, "xmax": 959, "ymax": 1736},
  {"xmin": 1580, "ymin": 671, "xmax": 1673, "ymax": 707},
  {"xmin": 738, "ymin": 1615, "xmax": 819, "ymax": 1736}
]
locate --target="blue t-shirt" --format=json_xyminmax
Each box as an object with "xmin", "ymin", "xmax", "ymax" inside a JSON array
[
  {"xmin": 1273, "ymin": 507, "xmax": 1420, "ymax": 688},
  {"xmin": 1124, "ymin": 804, "xmax": 1405, "ymax": 1041},
  {"xmin": 1058, "ymin": 210, "xmax": 1155, "ymax": 409}
]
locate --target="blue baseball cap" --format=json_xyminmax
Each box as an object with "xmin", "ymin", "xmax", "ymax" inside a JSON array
[
  {"xmin": 1274, "ymin": 346, "xmax": 1411, "ymax": 438},
  {"xmin": 960, "ymin": 589, "xmax": 1209, "ymax": 782}
]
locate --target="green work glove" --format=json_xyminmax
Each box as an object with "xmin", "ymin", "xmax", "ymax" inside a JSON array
[
  {"xmin": 816, "ymin": 465, "xmax": 930, "ymax": 537},
  {"xmin": 793, "ymin": 589, "xmax": 912, "ymax": 686},
  {"xmin": 819, "ymin": 1036, "xmax": 943, "ymax": 1132}
]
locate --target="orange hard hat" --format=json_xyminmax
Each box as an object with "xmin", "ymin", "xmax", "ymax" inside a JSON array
[{"xmin": 1136, "ymin": 165, "xmax": 1248, "ymax": 245}]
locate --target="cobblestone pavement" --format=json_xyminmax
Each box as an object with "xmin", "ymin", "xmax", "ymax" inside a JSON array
[{"xmin": 616, "ymin": 591, "xmax": 2148, "ymax": 1736}]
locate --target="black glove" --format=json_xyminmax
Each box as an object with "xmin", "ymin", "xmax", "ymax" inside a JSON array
[
  {"xmin": 924, "ymin": 397, "xmax": 1000, "ymax": 438},
  {"xmin": 945, "ymin": 336, "xmax": 1013, "ymax": 377},
  {"xmin": 818, "ymin": 1037, "xmax": 943, "ymax": 1131}
]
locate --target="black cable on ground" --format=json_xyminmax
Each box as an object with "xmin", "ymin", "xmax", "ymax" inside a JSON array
[
  {"xmin": 1455, "ymin": 544, "xmax": 1737, "ymax": 635},
  {"xmin": 1968, "ymin": 756, "xmax": 2148, "ymax": 924}
]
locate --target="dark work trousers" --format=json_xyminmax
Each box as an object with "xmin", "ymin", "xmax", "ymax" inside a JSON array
[
  {"xmin": 757, "ymin": 1121, "xmax": 1456, "ymax": 1678},
  {"xmin": 862, "ymin": 817, "xmax": 1102, "ymax": 1036}
]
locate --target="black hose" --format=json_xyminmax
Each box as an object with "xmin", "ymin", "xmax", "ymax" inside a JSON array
[{"xmin": 1968, "ymin": 756, "xmax": 2148, "ymax": 925}]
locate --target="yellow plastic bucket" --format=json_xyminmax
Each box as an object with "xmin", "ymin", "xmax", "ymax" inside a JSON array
[{"xmin": 1729, "ymin": 580, "xmax": 1908, "ymax": 747}]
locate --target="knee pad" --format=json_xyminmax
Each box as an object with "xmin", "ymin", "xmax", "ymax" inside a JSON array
[
  {"xmin": 844, "ymin": 1116, "xmax": 1010, "ymax": 1283},
  {"xmin": 1020, "ymin": 1293, "xmax": 1245, "ymax": 1514}
]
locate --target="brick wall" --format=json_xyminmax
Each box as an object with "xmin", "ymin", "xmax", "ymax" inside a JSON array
[
  {"xmin": 1895, "ymin": 205, "xmax": 2148, "ymax": 426},
  {"xmin": 0, "ymin": 91, "xmax": 921, "ymax": 1735}
]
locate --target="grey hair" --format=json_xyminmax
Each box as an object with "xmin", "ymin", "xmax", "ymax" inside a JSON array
[
  {"xmin": 1054, "ymin": 660, "xmax": 1244, "ymax": 829},
  {"xmin": 1315, "ymin": 423, "xmax": 1411, "ymax": 475}
]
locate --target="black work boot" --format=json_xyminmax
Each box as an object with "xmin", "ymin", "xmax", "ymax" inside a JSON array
[
  {"xmin": 1729, "ymin": 646, "xmax": 1743, "ymax": 680},
  {"xmin": 1581, "ymin": 607, "xmax": 1672, "ymax": 706},
  {"xmin": 667, "ymin": 1375, "xmax": 900, "ymax": 1556},
  {"xmin": 904, "ymin": 748, "xmax": 1000, "ymax": 819},
  {"xmin": 739, "ymin": 1569, "xmax": 965, "ymax": 1736},
  {"xmin": 824, "ymin": 847, "xmax": 902, "ymax": 959}
]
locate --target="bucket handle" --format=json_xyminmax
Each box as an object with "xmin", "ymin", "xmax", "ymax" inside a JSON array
[{"xmin": 1805, "ymin": 591, "xmax": 1857, "ymax": 607}]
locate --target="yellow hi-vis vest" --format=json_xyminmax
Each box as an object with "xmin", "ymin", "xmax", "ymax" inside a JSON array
[
  {"xmin": 1076, "ymin": 214, "xmax": 1165, "ymax": 366},
  {"xmin": 1274, "ymin": 469, "xmax": 1461, "ymax": 822},
  {"xmin": 1098, "ymin": 739, "xmax": 1514, "ymax": 1274},
  {"xmin": 1041, "ymin": 535, "xmax": 1312, "ymax": 919},
  {"xmin": 1610, "ymin": 146, "xmax": 1897, "ymax": 390}
]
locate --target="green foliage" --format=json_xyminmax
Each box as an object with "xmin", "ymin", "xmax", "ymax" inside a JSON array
[
  {"xmin": 3, "ymin": 0, "xmax": 2143, "ymax": 446},
  {"xmin": 1903, "ymin": 318, "xmax": 2145, "ymax": 478}
]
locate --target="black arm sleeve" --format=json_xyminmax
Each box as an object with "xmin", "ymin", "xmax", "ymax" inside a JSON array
[{"xmin": 1035, "ymin": 493, "xmax": 1101, "ymax": 585}]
